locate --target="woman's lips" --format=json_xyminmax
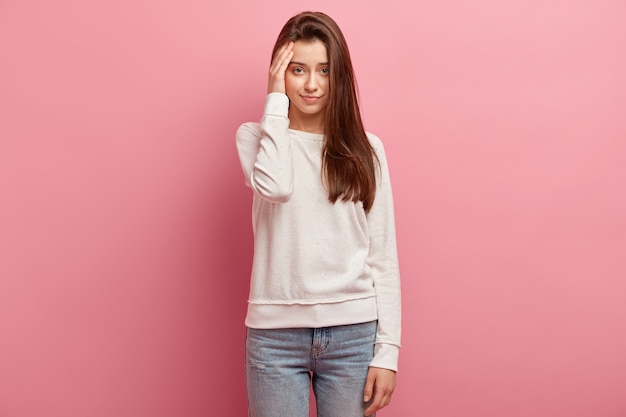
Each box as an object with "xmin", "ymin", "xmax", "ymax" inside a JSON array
[{"xmin": 301, "ymin": 95, "xmax": 321, "ymax": 103}]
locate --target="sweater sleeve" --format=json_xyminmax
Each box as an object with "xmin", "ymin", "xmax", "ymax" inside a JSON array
[
  {"xmin": 235, "ymin": 93, "xmax": 293, "ymax": 203},
  {"xmin": 366, "ymin": 135, "xmax": 402, "ymax": 372}
]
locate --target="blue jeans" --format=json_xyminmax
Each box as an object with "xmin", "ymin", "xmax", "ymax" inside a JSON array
[{"xmin": 245, "ymin": 321, "xmax": 377, "ymax": 417}]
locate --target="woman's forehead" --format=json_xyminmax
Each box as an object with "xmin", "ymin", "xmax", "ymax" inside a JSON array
[{"xmin": 291, "ymin": 39, "xmax": 328, "ymax": 63}]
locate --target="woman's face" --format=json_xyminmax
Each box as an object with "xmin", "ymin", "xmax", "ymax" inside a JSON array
[{"xmin": 285, "ymin": 39, "xmax": 330, "ymax": 128}]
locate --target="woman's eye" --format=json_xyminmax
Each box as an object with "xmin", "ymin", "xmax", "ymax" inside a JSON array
[
  {"xmin": 321, "ymin": 68, "xmax": 329, "ymax": 74},
  {"xmin": 293, "ymin": 67, "xmax": 304, "ymax": 74}
]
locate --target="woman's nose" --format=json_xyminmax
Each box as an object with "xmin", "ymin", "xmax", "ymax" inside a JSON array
[{"xmin": 305, "ymin": 74, "xmax": 318, "ymax": 90}]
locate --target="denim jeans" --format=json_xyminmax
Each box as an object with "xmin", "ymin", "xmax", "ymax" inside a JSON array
[{"xmin": 245, "ymin": 320, "xmax": 377, "ymax": 417}]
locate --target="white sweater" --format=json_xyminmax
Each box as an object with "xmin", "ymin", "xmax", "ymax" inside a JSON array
[{"xmin": 236, "ymin": 93, "xmax": 401, "ymax": 371}]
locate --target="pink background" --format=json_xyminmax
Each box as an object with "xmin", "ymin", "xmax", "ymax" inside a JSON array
[{"xmin": 1, "ymin": 0, "xmax": 625, "ymax": 416}]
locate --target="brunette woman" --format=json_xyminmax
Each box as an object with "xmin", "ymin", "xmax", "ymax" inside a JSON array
[{"xmin": 236, "ymin": 11, "xmax": 401, "ymax": 417}]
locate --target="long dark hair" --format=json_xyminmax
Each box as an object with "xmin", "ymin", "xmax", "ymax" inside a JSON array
[{"xmin": 272, "ymin": 11, "xmax": 378, "ymax": 212}]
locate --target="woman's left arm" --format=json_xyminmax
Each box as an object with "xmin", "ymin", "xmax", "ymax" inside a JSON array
[
  {"xmin": 366, "ymin": 134, "xmax": 402, "ymax": 370},
  {"xmin": 363, "ymin": 134, "xmax": 402, "ymax": 413}
]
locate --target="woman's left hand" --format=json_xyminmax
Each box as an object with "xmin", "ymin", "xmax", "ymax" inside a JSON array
[{"xmin": 363, "ymin": 366, "xmax": 396, "ymax": 416}]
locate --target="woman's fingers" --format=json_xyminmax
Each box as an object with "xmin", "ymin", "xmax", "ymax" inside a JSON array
[
  {"xmin": 269, "ymin": 42, "xmax": 291, "ymax": 71},
  {"xmin": 363, "ymin": 367, "xmax": 396, "ymax": 416},
  {"xmin": 268, "ymin": 41, "xmax": 294, "ymax": 94}
]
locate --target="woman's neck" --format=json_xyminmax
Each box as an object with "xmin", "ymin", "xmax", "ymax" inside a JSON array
[{"xmin": 288, "ymin": 111, "xmax": 325, "ymax": 134}]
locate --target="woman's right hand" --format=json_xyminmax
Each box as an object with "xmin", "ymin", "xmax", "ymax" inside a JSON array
[{"xmin": 267, "ymin": 41, "xmax": 294, "ymax": 94}]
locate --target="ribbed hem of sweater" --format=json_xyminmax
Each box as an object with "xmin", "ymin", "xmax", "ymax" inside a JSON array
[{"xmin": 244, "ymin": 296, "xmax": 399, "ymax": 371}]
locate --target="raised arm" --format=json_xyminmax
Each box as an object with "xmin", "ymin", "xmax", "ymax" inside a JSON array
[{"xmin": 235, "ymin": 43, "xmax": 295, "ymax": 202}]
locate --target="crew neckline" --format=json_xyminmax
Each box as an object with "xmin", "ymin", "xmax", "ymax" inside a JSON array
[{"xmin": 288, "ymin": 128, "xmax": 325, "ymax": 141}]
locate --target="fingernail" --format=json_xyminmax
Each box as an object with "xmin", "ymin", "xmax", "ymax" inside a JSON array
[{"xmin": 364, "ymin": 396, "xmax": 369, "ymax": 402}]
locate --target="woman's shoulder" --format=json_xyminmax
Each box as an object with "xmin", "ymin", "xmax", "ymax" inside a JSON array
[{"xmin": 365, "ymin": 131, "xmax": 385, "ymax": 151}]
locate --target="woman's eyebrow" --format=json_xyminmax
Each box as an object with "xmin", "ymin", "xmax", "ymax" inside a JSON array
[{"xmin": 289, "ymin": 61, "xmax": 329, "ymax": 66}]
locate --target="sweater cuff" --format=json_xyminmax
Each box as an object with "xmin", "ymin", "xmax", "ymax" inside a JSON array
[
  {"xmin": 264, "ymin": 93, "xmax": 289, "ymax": 118},
  {"xmin": 369, "ymin": 343, "xmax": 400, "ymax": 372}
]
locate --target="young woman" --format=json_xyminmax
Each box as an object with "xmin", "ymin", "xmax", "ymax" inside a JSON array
[{"xmin": 236, "ymin": 11, "xmax": 401, "ymax": 417}]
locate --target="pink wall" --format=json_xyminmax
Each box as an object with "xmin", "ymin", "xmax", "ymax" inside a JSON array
[{"xmin": 1, "ymin": 1, "xmax": 625, "ymax": 416}]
